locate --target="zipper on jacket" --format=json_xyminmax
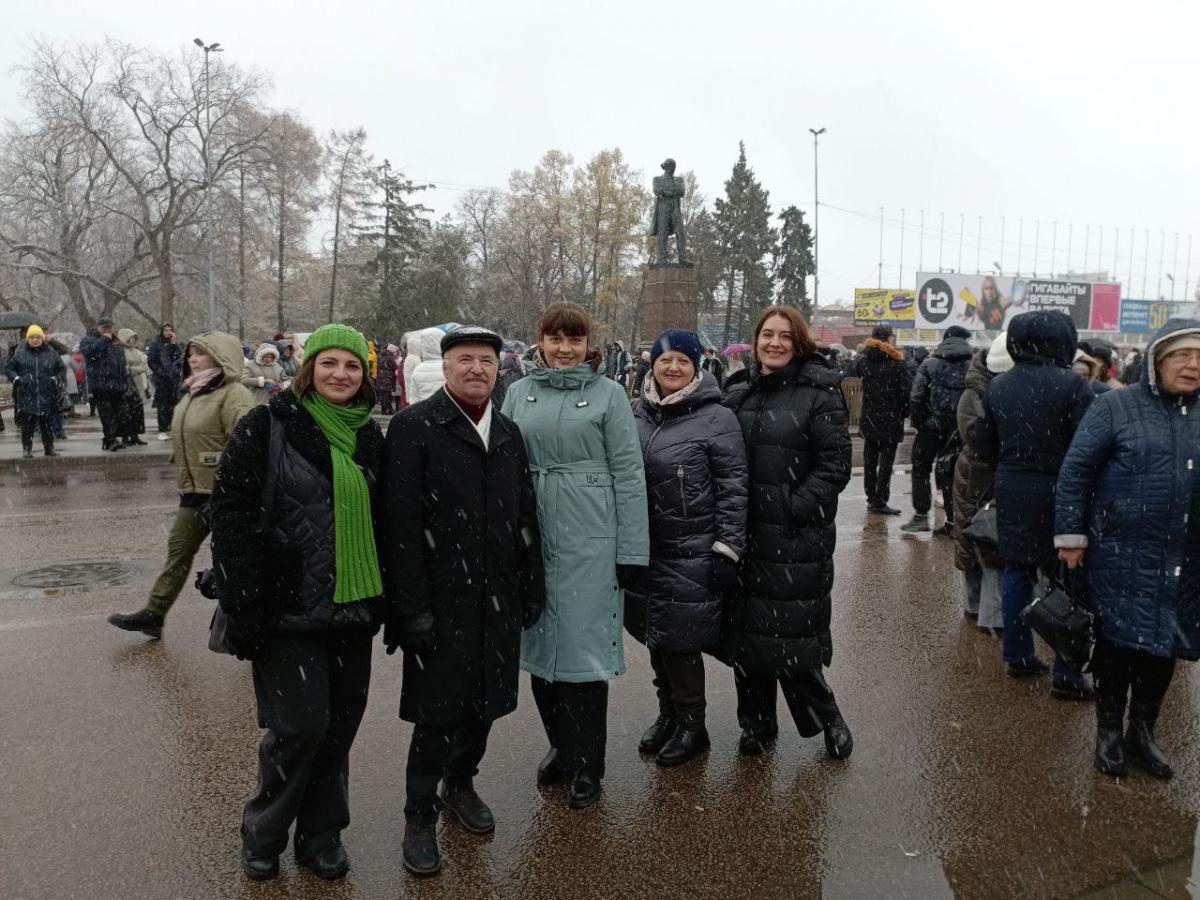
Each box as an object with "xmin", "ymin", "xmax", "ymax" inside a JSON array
[
  {"xmin": 677, "ymin": 464, "xmax": 688, "ymax": 515},
  {"xmin": 178, "ymin": 399, "xmax": 194, "ymax": 490}
]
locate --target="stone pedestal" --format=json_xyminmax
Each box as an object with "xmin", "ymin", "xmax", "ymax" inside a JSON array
[{"xmin": 639, "ymin": 264, "xmax": 698, "ymax": 345}]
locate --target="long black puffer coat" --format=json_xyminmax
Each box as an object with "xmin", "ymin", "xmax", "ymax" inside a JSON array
[
  {"xmin": 952, "ymin": 349, "xmax": 997, "ymax": 573},
  {"xmin": 209, "ymin": 390, "xmax": 387, "ymax": 634},
  {"xmin": 1055, "ymin": 319, "xmax": 1200, "ymax": 660},
  {"xmin": 720, "ymin": 356, "xmax": 852, "ymax": 675},
  {"xmin": 79, "ymin": 329, "xmax": 128, "ymax": 395},
  {"xmin": 6, "ymin": 342, "xmax": 65, "ymax": 420},
  {"xmin": 625, "ymin": 372, "xmax": 748, "ymax": 653},
  {"xmin": 976, "ymin": 311, "xmax": 1093, "ymax": 568},
  {"xmin": 850, "ymin": 337, "xmax": 910, "ymax": 443}
]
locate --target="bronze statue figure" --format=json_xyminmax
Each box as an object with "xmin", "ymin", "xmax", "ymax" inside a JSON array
[{"xmin": 649, "ymin": 158, "xmax": 687, "ymax": 265}]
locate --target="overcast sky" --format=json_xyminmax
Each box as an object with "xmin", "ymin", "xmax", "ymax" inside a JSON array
[{"xmin": 3, "ymin": 0, "xmax": 1198, "ymax": 306}]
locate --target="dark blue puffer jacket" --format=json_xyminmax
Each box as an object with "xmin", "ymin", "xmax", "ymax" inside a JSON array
[
  {"xmin": 975, "ymin": 311, "xmax": 1093, "ymax": 567},
  {"xmin": 5, "ymin": 342, "xmax": 65, "ymax": 419},
  {"xmin": 1055, "ymin": 319, "xmax": 1200, "ymax": 660},
  {"xmin": 79, "ymin": 330, "xmax": 128, "ymax": 394}
]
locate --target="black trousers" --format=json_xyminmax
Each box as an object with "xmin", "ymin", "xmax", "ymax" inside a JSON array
[
  {"xmin": 155, "ymin": 383, "xmax": 178, "ymax": 433},
  {"xmin": 735, "ymin": 668, "xmax": 842, "ymax": 739},
  {"xmin": 862, "ymin": 438, "xmax": 898, "ymax": 505},
  {"xmin": 404, "ymin": 717, "xmax": 492, "ymax": 825},
  {"xmin": 911, "ymin": 428, "xmax": 952, "ymax": 518},
  {"xmin": 1093, "ymin": 637, "xmax": 1177, "ymax": 728},
  {"xmin": 94, "ymin": 391, "xmax": 125, "ymax": 447},
  {"xmin": 649, "ymin": 648, "xmax": 706, "ymax": 725},
  {"xmin": 530, "ymin": 676, "xmax": 608, "ymax": 774},
  {"xmin": 243, "ymin": 629, "xmax": 373, "ymax": 860},
  {"xmin": 19, "ymin": 415, "xmax": 54, "ymax": 453}
]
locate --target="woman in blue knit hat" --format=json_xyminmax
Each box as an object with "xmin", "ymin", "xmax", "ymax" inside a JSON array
[
  {"xmin": 209, "ymin": 323, "xmax": 386, "ymax": 883},
  {"xmin": 626, "ymin": 329, "xmax": 748, "ymax": 767}
]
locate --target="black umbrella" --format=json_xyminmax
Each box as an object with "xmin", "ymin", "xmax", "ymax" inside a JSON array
[{"xmin": 0, "ymin": 311, "xmax": 37, "ymax": 330}]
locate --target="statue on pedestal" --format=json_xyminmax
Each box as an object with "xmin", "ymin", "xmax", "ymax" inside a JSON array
[{"xmin": 649, "ymin": 158, "xmax": 688, "ymax": 265}]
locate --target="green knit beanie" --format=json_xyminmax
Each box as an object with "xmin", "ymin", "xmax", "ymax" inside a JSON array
[{"xmin": 303, "ymin": 324, "xmax": 370, "ymax": 369}]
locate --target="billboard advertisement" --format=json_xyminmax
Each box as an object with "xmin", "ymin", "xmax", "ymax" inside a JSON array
[
  {"xmin": 914, "ymin": 273, "xmax": 1123, "ymax": 332},
  {"xmin": 854, "ymin": 289, "xmax": 915, "ymax": 326},
  {"xmin": 1119, "ymin": 300, "xmax": 1175, "ymax": 334}
]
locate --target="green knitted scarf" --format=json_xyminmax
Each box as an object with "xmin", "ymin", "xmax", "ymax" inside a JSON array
[{"xmin": 299, "ymin": 393, "xmax": 382, "ymax": 604}]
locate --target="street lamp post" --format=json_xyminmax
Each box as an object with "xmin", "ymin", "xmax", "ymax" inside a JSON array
[
  {"xmin": 809, "ymin": 127, "xmax": 826, "ymax": 308},
  {"xmin": 194, "ymin": 37, "xmax": 223, "ymax": 331}
]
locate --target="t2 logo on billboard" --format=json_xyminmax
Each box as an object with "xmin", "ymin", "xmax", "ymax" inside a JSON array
[{"xmin": 918, "ymin": 277, "xmax": 953, "ymax": 325}]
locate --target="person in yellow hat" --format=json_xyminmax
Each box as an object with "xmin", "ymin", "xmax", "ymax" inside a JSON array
[{"xmin": 5, "ymin": 325, "xmax": 66, "ymax": 458}]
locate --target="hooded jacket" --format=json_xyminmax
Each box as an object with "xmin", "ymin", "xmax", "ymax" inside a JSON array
[
  {"xmin": 625, "ymin": 372, "xmax": 749, "ymax": 653},
  {"xmin": 909, "ymin": 334, "xmax": 973, "ymax": 433},
  {"xmin": 169, "ymin": 332, "xmax": 256, "ymax": 496},
  {"xmin": 118, "ymin": 329, "xmax": 149, "ymax": 394},
  {"xmin": 6, "ymin": 340, "xmax": 65, "ymax": 419},
  {"xmin": 241, "ymin": 343, "xmax": 286, "ymax": 406},
  {"xmin": 501, "ymin": 353, "xmax": 650, "ymax": 682},
  {"xmin": 1054, "ymin": 319, "xmax": 1200, "ymax": 659},
  {"xmin": 375, "ymin": 345, "xmax": 398, "ymax": 392},
  {"xmin": 719, "ymin": 356, "xmax": 852, "ymax": 675},
  {"xmin": 952, "ymin": 349, "xmax": 998, "ymax": 573},
  {"xmin": 80, "ymin": 327, "xmax": 128, "ymax": 395},
  {"xmin": 850, "ymin": 338, "xmax": 911, "ymax": 443},
  {"xmin": 976, "ymin": 311, "xmax": 1092, "ymax": 566},
  {"xmin": 409, "ymin": 329, "xmax": 447, "ymax": 405},
  {"xmin": 147, "ymin": 327, "xmax": 183, "ymax": 390}
]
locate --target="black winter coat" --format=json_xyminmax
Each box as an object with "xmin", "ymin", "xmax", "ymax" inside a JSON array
[
  {"xmin": 146, "ymin": 334, "xmax": 183, "ymax": 390},
  {"xmin": 720, "ymin": 356, "xmax": 852, "ymax": 675},
  {"xmin": 1055, "ymin": 319, "xmax": 1200, "ymax": 660},
  {"xmin": 625, "ymin": 373, "xmax": 749, "ymax": 653},
  {"xmin": 209, "ymin": 391, "xmax": 387, "ymax": 634},
  {"xmin": 850, "ymin": 338, "xmax": 910, "ymax": 443},
  {"xmin": 910, "ymin": 335, "xmax": 973, "ymax": 433},
  {"xmin": 976, "ymin": 311, "xmax": 1092, "ymax": 567},
  {"xmin": 952, "ymin": 350, "xmax": 997, "ymax": 572},
  {"xmin": 6, "ymin": 342, "xmax": 65, "ymax": 420},
  {"xmin": 79, "ymin": 330, "xmax": 128, "ymax": 395},
  {"xmin": 382, "ymin": 388, "xmax": 545, "ymax": 725}
]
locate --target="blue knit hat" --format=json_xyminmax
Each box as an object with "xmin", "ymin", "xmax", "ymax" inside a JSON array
[{"xmin": 650, "ymin": 329, "xmax": 703, "ymax": 372}]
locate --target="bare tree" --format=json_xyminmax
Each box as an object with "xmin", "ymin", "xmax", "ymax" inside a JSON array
[{"xmin": 323, "ymin": 127, "xmax": 373, "ymax": 322}]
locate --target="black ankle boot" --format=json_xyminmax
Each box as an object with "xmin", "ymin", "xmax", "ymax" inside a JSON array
[
  {"xmin": 824, "ymin": 713, "xmax": 854, "ymax": 760},
  {"xmin": 737, "ymin": 727, "xmax": 777, "ymax": 756},
  {"xmin": 638, "ymin": 714, "xmax": 677, "ymax": 754},
  {"xmin": 240, "ymin": 847, "xmax": 279, "ymax": 881},
  {"xmin": 107, "ymin": 609, "xmax": 164, "ymax": 638},
  {"xmin": 537, "ymin": 747, "xmax": 565, "ymax": 785},
  {"xmin": 298, "ymin": 843, "xmax": 349, "ymax": 880},
  {"xmin": 567, "ymin": 769, "xmax": 602, "ymax": 809},
  {"xmin": 439, "ymin": 780, "xmax": 495, "ymax": 833},
  {"xmin": 1094, "ymin": 724, "xmax": 1128, "ymax": 777},
  {"xmin": 402, "ymin": 822, "xmax": 442, "ymax": 876},
  {"xmin": 1126, "ymin": 719, "xmax": 1173, "ymax": 779},
  {"xmin": 656, "ymin": 724, "xmax": 710, "ymax": 767}
]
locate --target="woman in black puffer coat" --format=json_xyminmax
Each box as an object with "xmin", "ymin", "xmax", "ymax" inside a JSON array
[
  {"xmin": 626, "ymin": 330, "xmax": 748, "ymax": 768},
  {"xmin": 721, "ymin": 306, "xmax": 854, "ymax": 760}
]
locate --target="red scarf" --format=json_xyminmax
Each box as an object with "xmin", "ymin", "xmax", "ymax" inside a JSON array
[{"xmin": 447, "ymin": 387, "xmax": 489, "ymax": 424}]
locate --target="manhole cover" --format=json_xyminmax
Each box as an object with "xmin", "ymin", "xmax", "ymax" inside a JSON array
[{"xmin": 7, "ymin": 561, "xmax": 138, "ymax": 596}]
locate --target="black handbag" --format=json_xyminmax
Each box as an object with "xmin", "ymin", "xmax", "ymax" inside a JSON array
[
  {"xmin": 1019, "ymin": 564, "xmax": 1095, "ymax": 669},
  {"xmin": 963, "ymin": 502, "xmax": 998, "ymax": 546},
  {"xmin": 202, "ymin": 412, "xmax": 283, "ymax": 655}
]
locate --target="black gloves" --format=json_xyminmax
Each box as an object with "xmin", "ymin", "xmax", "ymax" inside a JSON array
[
  {"xmin": 712, "ymin": 554, "xmax": 739, "ymax": 589},
  {"xmin": 522, "ymin": 603, "xmax": 542, "ymax": 630},
  {"xmin": 224, "ymin": 621, "xmax": 264, "ymax": 662},
  {"xmin": 615, "ymin": 564, "xmax": 645, "ymax": 592},
  {"xmin": 384, "ymin": 612, "xmax": 435, "ymax": 656}
]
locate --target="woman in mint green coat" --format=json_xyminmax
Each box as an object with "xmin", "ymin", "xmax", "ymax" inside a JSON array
[{"xmin": 501, "ymin": 302, "xmax": 649, "ymax": 810}]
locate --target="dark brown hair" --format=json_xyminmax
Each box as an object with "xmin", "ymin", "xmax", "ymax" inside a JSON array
[
  {"xmin": 538, "ymin": 302, "xmax": 591, "ymax": 340},
  {"xmin": 291, "ymin": 351, "xmax": 377, "ymax": 406},
  {"xmin": 751, "ymin": 304, "xmax": 818, "ymax": 363}
]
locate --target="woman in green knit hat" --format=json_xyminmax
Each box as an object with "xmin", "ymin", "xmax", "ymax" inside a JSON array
[{"xmin": 209, "ymin": 323, "xmax": 386, "ymax": 883}]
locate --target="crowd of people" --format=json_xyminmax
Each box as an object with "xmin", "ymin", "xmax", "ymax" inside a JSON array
[
  {"xmin": 9, "ymin": 298, "xmax": 1194, "ymax": 883},
  {"xmin": 852, "ymin": 312, "xmax": 1200, "ymax": 783}
]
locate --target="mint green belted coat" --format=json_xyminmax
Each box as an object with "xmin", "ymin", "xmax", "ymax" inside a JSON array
[{"xmin": 502, "ymin": 361, "xmax": 649, "ymax": 682}]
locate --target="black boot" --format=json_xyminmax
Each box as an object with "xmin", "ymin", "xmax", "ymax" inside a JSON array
[
  {"xmin": 439, "ymin": 779, "xmax": 495, "ymax": 834},
  {"xmin": 240, "ymin": 847, "xmax": 279, "ymax": 881},
  {"xmin": 638, "ymin": 714, "xmax": 677, "ymax": 754},
  {"xmin": 824, "ymin": 713, "xmax": 854, "ymax": 760},
  {"xmin": 298, "ymin": 843, "xmax": 349, "ymax": 880},
  {"xmin": 1094, "ymin": 725, "xmax": 1128, "ymax": 777},
  {"xmin": 567, "ymin": 768, "xmax": 602, "ymax": 809},
  {"xmin": 1126, "ymin": 717, "xmax": 1173, "ymax": 779},
  {"xmin": 22, "ymin": 447, "xmax": 33, "ymax": 459},
  {"xmin": 1093, "ymin": 647, "xmax": 1130, "ymax": 777},
  {"xmin": 737, "ymin": 727, "xmax": 778, "ymax": 756},
  {"xmin": 536, "ymin": 747, "xmax": 566, "ymax": 785},
  {"xmin": 402, "ymin": 822, "xmax": 442, "ymax": 876},
  {"xmin": 656, "ymin": 724, "xmax": 710, "ymax": 767},
  {"xmin": 107, "ymin": 609, "xmax": 164, "ymax": 638}
]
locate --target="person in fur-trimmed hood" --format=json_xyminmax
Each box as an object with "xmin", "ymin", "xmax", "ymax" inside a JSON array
[
  {"xmin": 850, "ymin": 325, "xmax": 911, "ymax": 514},
  {"xmin": 242, "ymin": 342, "xmax": 288, "ymax": 406}
]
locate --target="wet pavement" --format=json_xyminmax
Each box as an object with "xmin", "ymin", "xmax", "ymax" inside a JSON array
[{"xmin": 3, "ymin": 460, "xmax": 1199, "ymax": 899}]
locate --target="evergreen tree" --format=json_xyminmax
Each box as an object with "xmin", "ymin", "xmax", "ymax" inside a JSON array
[
  {"xmin": 353, "ymin": 159, "xmax": 431, "ymax": 329},
  {"xmin": 773, "ymin": 205, "xmax": 815, "ymax": 318},
  {"xmin": 713, "ymin": 142, "xmax": 775, "ymax": 344}
]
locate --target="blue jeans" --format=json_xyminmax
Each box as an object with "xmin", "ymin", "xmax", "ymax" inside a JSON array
[{"xmin": 1001, "ymin": 564, "xmax": 1078, "ymax": 682}]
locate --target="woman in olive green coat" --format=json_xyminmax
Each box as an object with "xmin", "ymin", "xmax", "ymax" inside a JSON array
[{"xmin": 501, "ymin": 302, "xmax": 649, "ymax": 810}]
